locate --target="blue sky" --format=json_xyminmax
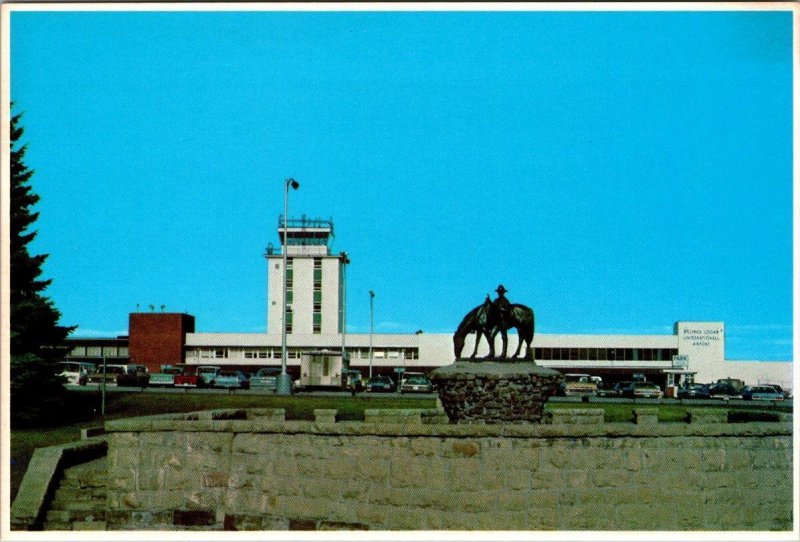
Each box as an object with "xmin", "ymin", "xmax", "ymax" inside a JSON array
[{"xmin": 9, "ymin": 8, "xmax": 793, "ymax": 360}]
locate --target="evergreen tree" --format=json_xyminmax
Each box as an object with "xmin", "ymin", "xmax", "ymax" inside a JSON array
[{"xmin": 10, "ymin": 107, "xmax": 77, "ymax": 427}]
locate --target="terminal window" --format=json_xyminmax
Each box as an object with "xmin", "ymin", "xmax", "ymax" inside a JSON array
[{"xmin": 534, "ymin": 347, "xmax": 678, "ymax": 362}]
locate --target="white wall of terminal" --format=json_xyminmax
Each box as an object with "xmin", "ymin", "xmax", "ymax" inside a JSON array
[{"xmin": 184, "ymin": 323, "xmax": 792, "ymax": 387}]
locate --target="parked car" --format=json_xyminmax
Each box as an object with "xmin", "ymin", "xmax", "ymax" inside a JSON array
[
  {"xmin": 762, "ymin": 384, "xmax": 792, "ymax": 400},
  {"xmin": 707, "ymin": 382, "xmax": 741, "ymax": 399},
  {"xmin": 147, "ymin": 364, "xmax": 185, "ymax": 387},
  {"xmin": 741, "ymin": 385, "xmax": 784, "ymax": 401},
  {"xmin": 87, "ymin": 364, "xmax": 126, "ymax": 385},
  {"xmin": 116, "ymin": 364, "xmax": 149, "ymax": 387},
  {"xmin": 343, "ymin": 369, "xmax": 364, "ymax": 392},
  {"xmin": 56, "ymin": 361, "xmax": 88, "ymax": 386},
  {"xmin": 597, "ymin": 381, "xmax": 632, "ymax": 398},
  {"xmin": 715, "ymin": 378, "xmax": 746, "ymax": 394},
  {"xmin": 365, "ymin": 375, "xmax": 395, "ymax": 393},
  {"xmin": 558, "ymin": 374, "xmax": 599, "ymax": 397},
  {"xmin": 197, "ymin": 365, "xmax": 222, "ymax": 387},
  {"xmin": 621, "ymin": 381, "xmax": 663, "ymax": 399},
  {"xmin": 250, "ymin": 367, "xmax": 282, "ymax": 391},
  {"xmin": 174, "ymin": 368, "xmax": 206, "ymax": 388},
  {"xmin": 400, "ymin": 374, "xmax": 434, "ymax": 393},
  {"xmin": 398, "ymin": 371, "xmax": 425, "ymax": 389},
  {"xmin": 214, "ymin": 370, "xmax": 250, "ymax": 389},
  {"xmin": 677, "ymin": 383, "xmax": 711, "ymax": 400}
]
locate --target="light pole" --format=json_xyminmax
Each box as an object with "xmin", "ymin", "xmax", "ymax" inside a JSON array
[
  {"xmin": 278, "ymin": 177, "xmax": 299, "ymax": 396},
  {"xmin": 101, "ymin": 355, "xmax": 107, "ymax": 416},
  {"xmin": 369, "ymin": 290, "xmax": 375, "ymax": 379},
  {"xmin": 340, "ymin": 252, "xmax": 350, "ymax": 362}
]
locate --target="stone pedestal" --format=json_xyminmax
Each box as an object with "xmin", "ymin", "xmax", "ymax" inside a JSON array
[{"xmin": 430, "ymin": 362, "xmax": 562, "ymax": 424}]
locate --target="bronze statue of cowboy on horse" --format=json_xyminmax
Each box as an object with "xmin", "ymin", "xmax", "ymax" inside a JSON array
[{"xmin": 453, "ymin": 284, "xmax": 535, "ymax": 361}]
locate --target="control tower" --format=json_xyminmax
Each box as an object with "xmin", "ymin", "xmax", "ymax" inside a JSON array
[{"xmin": 265, "ymin": 216, "xmax": 345, "ymax": 335}]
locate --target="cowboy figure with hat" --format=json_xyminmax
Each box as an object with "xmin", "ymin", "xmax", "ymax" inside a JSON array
[{"xmin": 493, "ymin": 284, "xmax": 512, "ymax": 328}]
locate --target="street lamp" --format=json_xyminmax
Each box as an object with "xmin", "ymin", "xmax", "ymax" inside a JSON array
[
  {"xmin": 278, "ymin": 177, "xmax": 299, "ymax": 396},
  {"xmin": 340, "ymin": 252, "xmax": 350, "ymax": 362},
  {"xmin": 369, "ymin": 290, "xmax": 375, "ymax": 379}
]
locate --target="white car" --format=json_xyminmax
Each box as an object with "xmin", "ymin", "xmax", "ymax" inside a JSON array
[{"xmin": 56, "ymin": 361, "xmax": 88, "ymax": 386}]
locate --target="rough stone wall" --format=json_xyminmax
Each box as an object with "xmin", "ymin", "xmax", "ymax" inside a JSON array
[
  {"xmin": 104, "ymin": 409, "xmax": 792, "ymax": 531},
  {"xmin": 431, "ymin": 363, "xmax": 562, "ymax": 424}
]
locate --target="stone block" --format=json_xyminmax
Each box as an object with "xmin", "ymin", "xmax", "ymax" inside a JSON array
[
  {"xmin": 108, "ymin": 432, "xmax": 139, "ymax": 448},
  {"xmin": 248, "ymin": 408, "xmax": 286, "ymax": 421},
  {"xmin": 137, "ymin": 469, "xmax": 163, "ymax": 491},
  {"xmin": 700, "ymin": 448, "xmax": 727, "ymax": 472},
  {"xmin": 72, "ymin": 520, "xmax": 107, "ymax": 530},
  {"xmin": 163, "ymin": 467, "xmax": 202, "ymax": 490},
  {"xmin": 589, "ymin": 469, "xmax": 630, "ymax": 489},
  {"xmin": 301, "ymin": 478, "xmax": 341, "ymax": 499},
  {"xmin": 314, "ymin": 409, "xmax": 337, "ymax": 423},
  {"xmin": 223, "ymin": 514, "xmax": 289, "ymax": 531},
  {"xmin": 232, "ymin": 433, "xmax": 270, "ymax": 454},
  {"xmin": 392, "ymin": 458, "xmax": 448, "ymax": 490},
  {"xmin": 633, "ymin": 408, "xmax": 658, "ymax": 425},
  {"xmin": 318, "ymin": 520, "xmax": 370, "ymax": 530},
  {"xmin": 530, "ymin": 470, "xmax": 562, "ymax": 490},
  {"xmin": 187, "ymin": 432, "xmax": 233, "ymax": 453},
  {"xmin": 203, "ymin": 471, "xmax": 229, "ymax": 488},
  {"xmin": 451, "ymin": 440, "xmax": 480, "ymax": 457},
  {"xmin": 503, "ymin": 468, "xmax": 532, "ymax": 491},
  {"xmin": 186, "ymin": 450, "xmax": 228, "ymax": 470},
  {"xmin": 322, "ymin": 457, "xmax": 359, "ymax": 480},
  {"xmin": 550, "ymin": 408, "xmax": 604, "ymax": 425},
  {"xmin": 121, "ymin": 492, "xmax": 142, "ymax": 509},
  {"xmin": 448, "ymin": 459, "xmax": 482, "ymax": 492},
  {"xmin": 144, "ymin": 449, "xmax": 186, "ymax": 470},
  {"xmin": 288, "ymin": 518, "xmax": 317, "ymax": 530},
  {"xmin": 224, "ymin": 490, "xmax": 271, "ymax": 515},
  {"xmin": 540, "ymin": 445, "xmax": 569, "ymax": 469},
  {"xmin": 409, "ymin": 437, "xmax": 441, "ymax": 457},
  {"xmin": 108, "ymin": 468, "xmax": 136, "ymax": 491},
  {"xmin": 642, "ymin": 448, "xmax": 679, "ymax": 471},
  {"xmin": 364, "ymin": 409, "xmax": 423, "ymax": 424},
  {"xmin": 282, "ymin": 496, "xmax": 340, "ymax": 521},
  {"xmin": 229, "ymin": 453, "xmax": 272, "ymax": 475},
  {"xmin": 340, "ymin": 480, "xmax": 371, "ymax": 501},
  {"xmin": 351, "ymin": 459, "xmax": 391, "ymax": 484},
  {"xmin": 173, "ymin": 509, "xmax": 215, "ymax": 527},
  {"xmin": 109, "ymin": 447, "xmax": 140, "ymax": 469},
  {"xmin": 293, "ymin": 457, "xmax": 324, "ymax": 477}
]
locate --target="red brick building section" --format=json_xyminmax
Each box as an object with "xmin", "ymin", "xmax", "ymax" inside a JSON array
[{"xmin": 128, "ymin": 313, "xmax": 195, "ymax": 372}]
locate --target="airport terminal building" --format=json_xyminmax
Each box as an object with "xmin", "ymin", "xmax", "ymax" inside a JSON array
[{"xmin": 66, "ymin": 216, "xmax": 792, "ymax": 391}]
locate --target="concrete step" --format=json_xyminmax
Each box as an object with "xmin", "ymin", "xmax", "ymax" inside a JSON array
[
  {"xmin": 48, "ymin": 499, "xmax": 104, "ymax": 513},
  {"xmin": 51, "ymin": 487, "xmax": 106, "ymax": 504},
  {"xmin": 46, "ymin": 509, "xmax": 106, "ymax": 524},
  {"xmin": 60, "ymin": 457, "xmax": 108, "ymax": 489},
  {"xmin": 42, "ymin": 521, "xmax": 73, "ymax": 531},
  {"xmin": 73, "ymin": 520, "xmax": 107, "ymax": 530},
  {"xmin": 42, "ymin": 456, "xmax": 108, "ymax": 531}
]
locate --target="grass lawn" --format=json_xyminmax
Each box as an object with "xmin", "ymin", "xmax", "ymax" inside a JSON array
[{"xmin": 544, "ymin": 400, "xmax": 791, "ymax": 423}]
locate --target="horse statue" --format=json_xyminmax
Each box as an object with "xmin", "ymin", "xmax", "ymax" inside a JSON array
[
  {"xmin": 453, "ymin": 295, "xmax": 535, "ymax": 361},
  {"xmin": 486, "ymin": 302, "xmax": 535, "ymax": 360},
  {"xmin": 453, "ymin": 296, "xmax": 494, "ymax": 360}
]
